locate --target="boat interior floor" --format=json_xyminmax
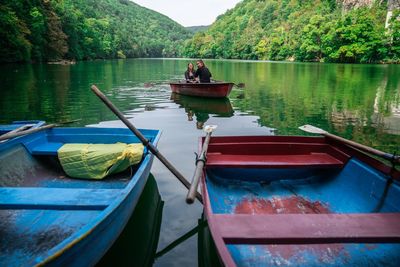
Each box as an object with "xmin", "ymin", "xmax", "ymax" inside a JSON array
[
  {"xmin": 205, "ymin": 158, "xmax": 400, "ymax": 266},
  {"xmin": 207, "ymin": 158, "xmax": 399, "ymax": 214}
]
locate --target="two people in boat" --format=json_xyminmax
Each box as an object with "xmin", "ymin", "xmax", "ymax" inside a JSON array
[{"xmin": 185, "ymin": 59, "xmax": 212, "ymax": 83}]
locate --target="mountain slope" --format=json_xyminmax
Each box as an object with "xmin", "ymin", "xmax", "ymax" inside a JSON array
[
  {"xmin": 0, "ymin": 0, "xmax": 192, "ymax": 62},
  {"xmin": 186, "ymin": 25, "xmax": 210, "ymax": 33},
  {"xmin": 182, "ymin": 0, "xmax": 400, "ymax": 63}
]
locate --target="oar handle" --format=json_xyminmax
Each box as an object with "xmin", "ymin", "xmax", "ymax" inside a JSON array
[
  {"xmin": 0, "ymin": 124, "xmax": 56, "ymax": 141},
  {"xmin": 186, "ymin": 131, "xmax": 212, "ymax": 204},
  {"xmin": 324, "ymin": 133, "xmax": 400, "ymax": 163},
  {"xmin": 91, "ymin": 85, "xmax": 203, "ymax": 203}
]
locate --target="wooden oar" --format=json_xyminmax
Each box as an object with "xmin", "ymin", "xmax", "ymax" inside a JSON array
[
  {"xmin": 233, "ymin": 82, "xmax": 245, "ymax": 88},
  {"xmin": 186, "ymin": 125, "xmax": 217, "ymax": 204},
  {"xmin": 299, "ymin": 124, "xmax": 400, "ymax": 164},
  {"xmin": 0, "ymin": 125, "xmax": 33, "ymax": 143},
  {"xmin": 213, "ymin": 80, "xmax": 245, "ymax": 88},
  {"xmin": 1, "ymin": 124, "xmax": 33, "ymax": 135},
  {"xmin": 155, "ymin": 220, "xmax": 207, "ymax": 258},
  {"xmin": 0, "ymin": 124, "xmax": 56, "ymax": 141},
  {"xmin": 91, "ymin": 85, "xmax": 203, "ymax": 203}
]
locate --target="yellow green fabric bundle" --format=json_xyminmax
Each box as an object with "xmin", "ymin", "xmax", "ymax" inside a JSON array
[{"xmin": 57, "ymin": 143, "xmax": 144, "ymax": 179}]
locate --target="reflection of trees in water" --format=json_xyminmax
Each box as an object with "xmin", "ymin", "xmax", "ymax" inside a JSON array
[
  {"xmin": 195, "ymin": 112, "xmax": 210, "ymax": 129},
  {"xmin": 97, "ymin": 175, "xmax": 163, "ymax": 266},
  {"xmin": 172, "ymin": 93, "xmax": 233, "ymax": 129},
  {"xmin": 185, "ymin": 109, "xmax": 209, "ymax": 129},
  {"xmin": 225, "ymin": 62, "xmax": 400, "ymax": 151}
]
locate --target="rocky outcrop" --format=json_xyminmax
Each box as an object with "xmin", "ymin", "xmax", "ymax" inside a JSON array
[
  {"xmin": 338, "ymin": 0, "xmax": 400, "ymax": 28},
  {"xmin": 388, "ymin": 0, "xmax": 400, "ymax": 10},
  {"xmin": 339, "ymin": 0, "xmax": 400, "ymax": 11},
  {"xmin": 340, "ymin": 0, "xmax": 374, "ymax": 11},
  {"xmin": 386, "ymin": 0, "xmax": 400, "ymax": 28}
]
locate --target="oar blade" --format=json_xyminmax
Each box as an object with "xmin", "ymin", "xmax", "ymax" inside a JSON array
[{"xmin": 299, "ymin": 124, "xmax": 327, "ymax": 135}]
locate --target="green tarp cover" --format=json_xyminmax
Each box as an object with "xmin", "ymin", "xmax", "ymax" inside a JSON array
[{"xmin": 57, "ymin": 143, "xmax": 144, "ymax": 179}]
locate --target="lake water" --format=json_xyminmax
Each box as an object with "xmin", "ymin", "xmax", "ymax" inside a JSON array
[{"xmin": 0, "ymin": 59, "xmax": 399, "ymax": 266}]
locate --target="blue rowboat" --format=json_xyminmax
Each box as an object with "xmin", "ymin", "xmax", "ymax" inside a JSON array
[
  {"xmin": 200, "ymin": 135, "xmax": 400, "ymax": 266},
  {"xmin": 0, "ymin": 120, "xmax": 46, "ymax": 135},
  {"xmin": 0, "ymin": 127, "xmax": 160, "ymax": 266}
]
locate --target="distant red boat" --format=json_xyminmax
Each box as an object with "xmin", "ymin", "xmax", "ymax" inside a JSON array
[{"xmin": 169, "ymin": 82, "xmax": 234, "ymax": 98}]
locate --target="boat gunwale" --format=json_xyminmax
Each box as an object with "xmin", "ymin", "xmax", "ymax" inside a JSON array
[
  {"xmin": 169, "ymin": 82, "xmax": 234, "ymax": 98},
  {"xmin": 169, "ymin": 82, "xmax": 234, "ymax": 86}
]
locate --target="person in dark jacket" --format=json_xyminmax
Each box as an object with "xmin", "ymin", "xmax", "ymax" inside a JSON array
[
  {"xmin": 194, "ymin": 60, "xmax": 212, "ymax": 83},
  {"xmin": 184, "ymin": 62, "xmax": 196, "ymax": 83}
]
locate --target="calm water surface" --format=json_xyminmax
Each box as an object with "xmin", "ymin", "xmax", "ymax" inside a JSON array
[{"xmin": 0, "ymin": 59, "xmax": 399, "ymax": 266}]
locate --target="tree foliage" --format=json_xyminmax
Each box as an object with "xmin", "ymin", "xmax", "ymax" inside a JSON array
[
  {"xmin": 0, "ymin": 0, "xmax": 191, "ymax": 62},
  {"xmin": 182, "ymin": 0, "xmax": 399, "ymax": 63},
  {"xmin": 0, "ymin": 5, "xmax": 31, "ymax": 62}
]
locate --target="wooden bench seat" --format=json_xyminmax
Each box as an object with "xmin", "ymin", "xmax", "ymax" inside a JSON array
[
  {"xmin": 213, "ymin": 213, "xmax": 400, "ymax": 244},
  {"xmin": 0, "ymin": 187, "xmax": 120, "ymax": 210},
  {"xmin": 30, "ymin": 142, "xmax": 63, "ymax": 155},
  {"xmin": 206, "ymin": 153, "xmax": 345, "ymax": 168}
]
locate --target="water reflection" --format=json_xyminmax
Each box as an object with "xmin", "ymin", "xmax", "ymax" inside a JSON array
[
  {"xmin": 197, "ymin": 216, "xmax": 222, "ymax": 267},
  {"xmin": 153, "ymin": 217, "xmax": 222, "ymax": 267},
  {"xmin": 1, "ymin": 59, "xmax": 399, "ymax": 266},
  {"xmin": 170, "ymin": 93, "xmax": 234, "ymax": 129},
  {"xmin": 97, "ymin": 174, "xmax": 164, "ymax": 267}
]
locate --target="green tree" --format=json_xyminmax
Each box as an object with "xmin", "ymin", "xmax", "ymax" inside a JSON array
[
  {"xmin": 328, "ymin": 8, "xmax": 386, "ymax": 63},
  {"xmin": 43, "ymin": 1, "xmax": 68, "ymax": 61},
  {"xmin": 182, "ymin": 0, "xmax": 396, "ymax": 63},
  {"xmin": 0, "ymin": 5, "xmax": 31, "ymax": 62}
]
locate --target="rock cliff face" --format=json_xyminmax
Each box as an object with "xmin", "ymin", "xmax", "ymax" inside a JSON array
[
  {"xmin": 339, "ymin": 0, "xmax": 400, "ymax": 11},
  {"xmin": 340, "ymin": 0, "xmax": 374, "ymax": 11},
  {"xmin": 388, "ymin": 0, "xmax": 400, "ymax": 10},
  {"xmin": 386, "ymin": 0, "xmax": 400, "ymax": 28},
  {"xmin": 338, "ymin": 0, "xmax": 400, "ymax": 28}
]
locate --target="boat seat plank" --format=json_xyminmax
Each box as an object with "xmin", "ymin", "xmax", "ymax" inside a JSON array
[
  {"xmin": 0, "ymin": 187, "xmax": 120, "ymax": 210},
  {"xmin": 30, "ymin": 142, "xmax": 63, "ymax": 155},
  {"xmin": 207, "ymin": 153, "xmax": 344, "ymax": 168},
  {"xmin": 208, "ymin": 142, "xmax": 330, "ymax": 154},
  {"xmin": 214, "ymin": 213, "xmax": 400, "ymax": 244}
]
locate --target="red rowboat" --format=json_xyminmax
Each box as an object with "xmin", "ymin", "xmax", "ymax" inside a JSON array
[
  {"xmin": 169, "ymin": 82, "xmax": 234, "ymax": 98},
  {"xmin": 199, "ymin": 134, "xmax": 400, "ymax": 266}
]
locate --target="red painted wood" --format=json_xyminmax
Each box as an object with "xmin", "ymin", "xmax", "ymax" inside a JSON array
[
  {"xmin": 201, "ymin": 170, "xmax": 237, "ymax": 267},
  {"xmin": 213, "ymin": 213, "xmax": 400, "ymax": 244},
  {"xmin": 327, "ymin": 138, "xmax": 400, "ymax": 181},
  {"xmin": 204, "ymin": 135, "xmax": 400, "ymax": 178},
  {"xmin": 169, "ymin": 82, "xmax": 233, "ymax": 98},
  {"xmin": 206, "ymin": 153, "xmax": 344, "ymax": 168},
  {"xmin": 208, "ymin": 142, "xmax": 330, "ymax": 154},
  {"xmin": 207, "ymin": 135, "xmax": 327, "ymax": 144}
]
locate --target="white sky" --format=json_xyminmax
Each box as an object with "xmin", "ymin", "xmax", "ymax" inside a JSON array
[{"xmin": 132, "ymin": 0, "xmax": 243, "ymax": 27}]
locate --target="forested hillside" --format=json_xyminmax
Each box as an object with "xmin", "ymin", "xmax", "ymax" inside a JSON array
[
  {"xmin": 0, "ymin": 0, "xmax": 192, "ymax": 63},
  {"xmin": 182, "ymin": 0, "xmax": 400, "ymax": 63},
  {"xmin": 186, "ymin": 25, "xmax": 210, "ymax": 33}
]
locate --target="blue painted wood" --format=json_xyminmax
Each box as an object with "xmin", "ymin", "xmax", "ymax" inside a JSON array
[
  {"xmin": 30, "ymin": 142, "xmax": 63, "ymax": 155},
  {"xmin": 0, "ymin": 126, "xmax": 161, "ymax": 266},
  {"xmin": 0, "ymin": 188, "xmax": 121, "ymax": 209}
]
